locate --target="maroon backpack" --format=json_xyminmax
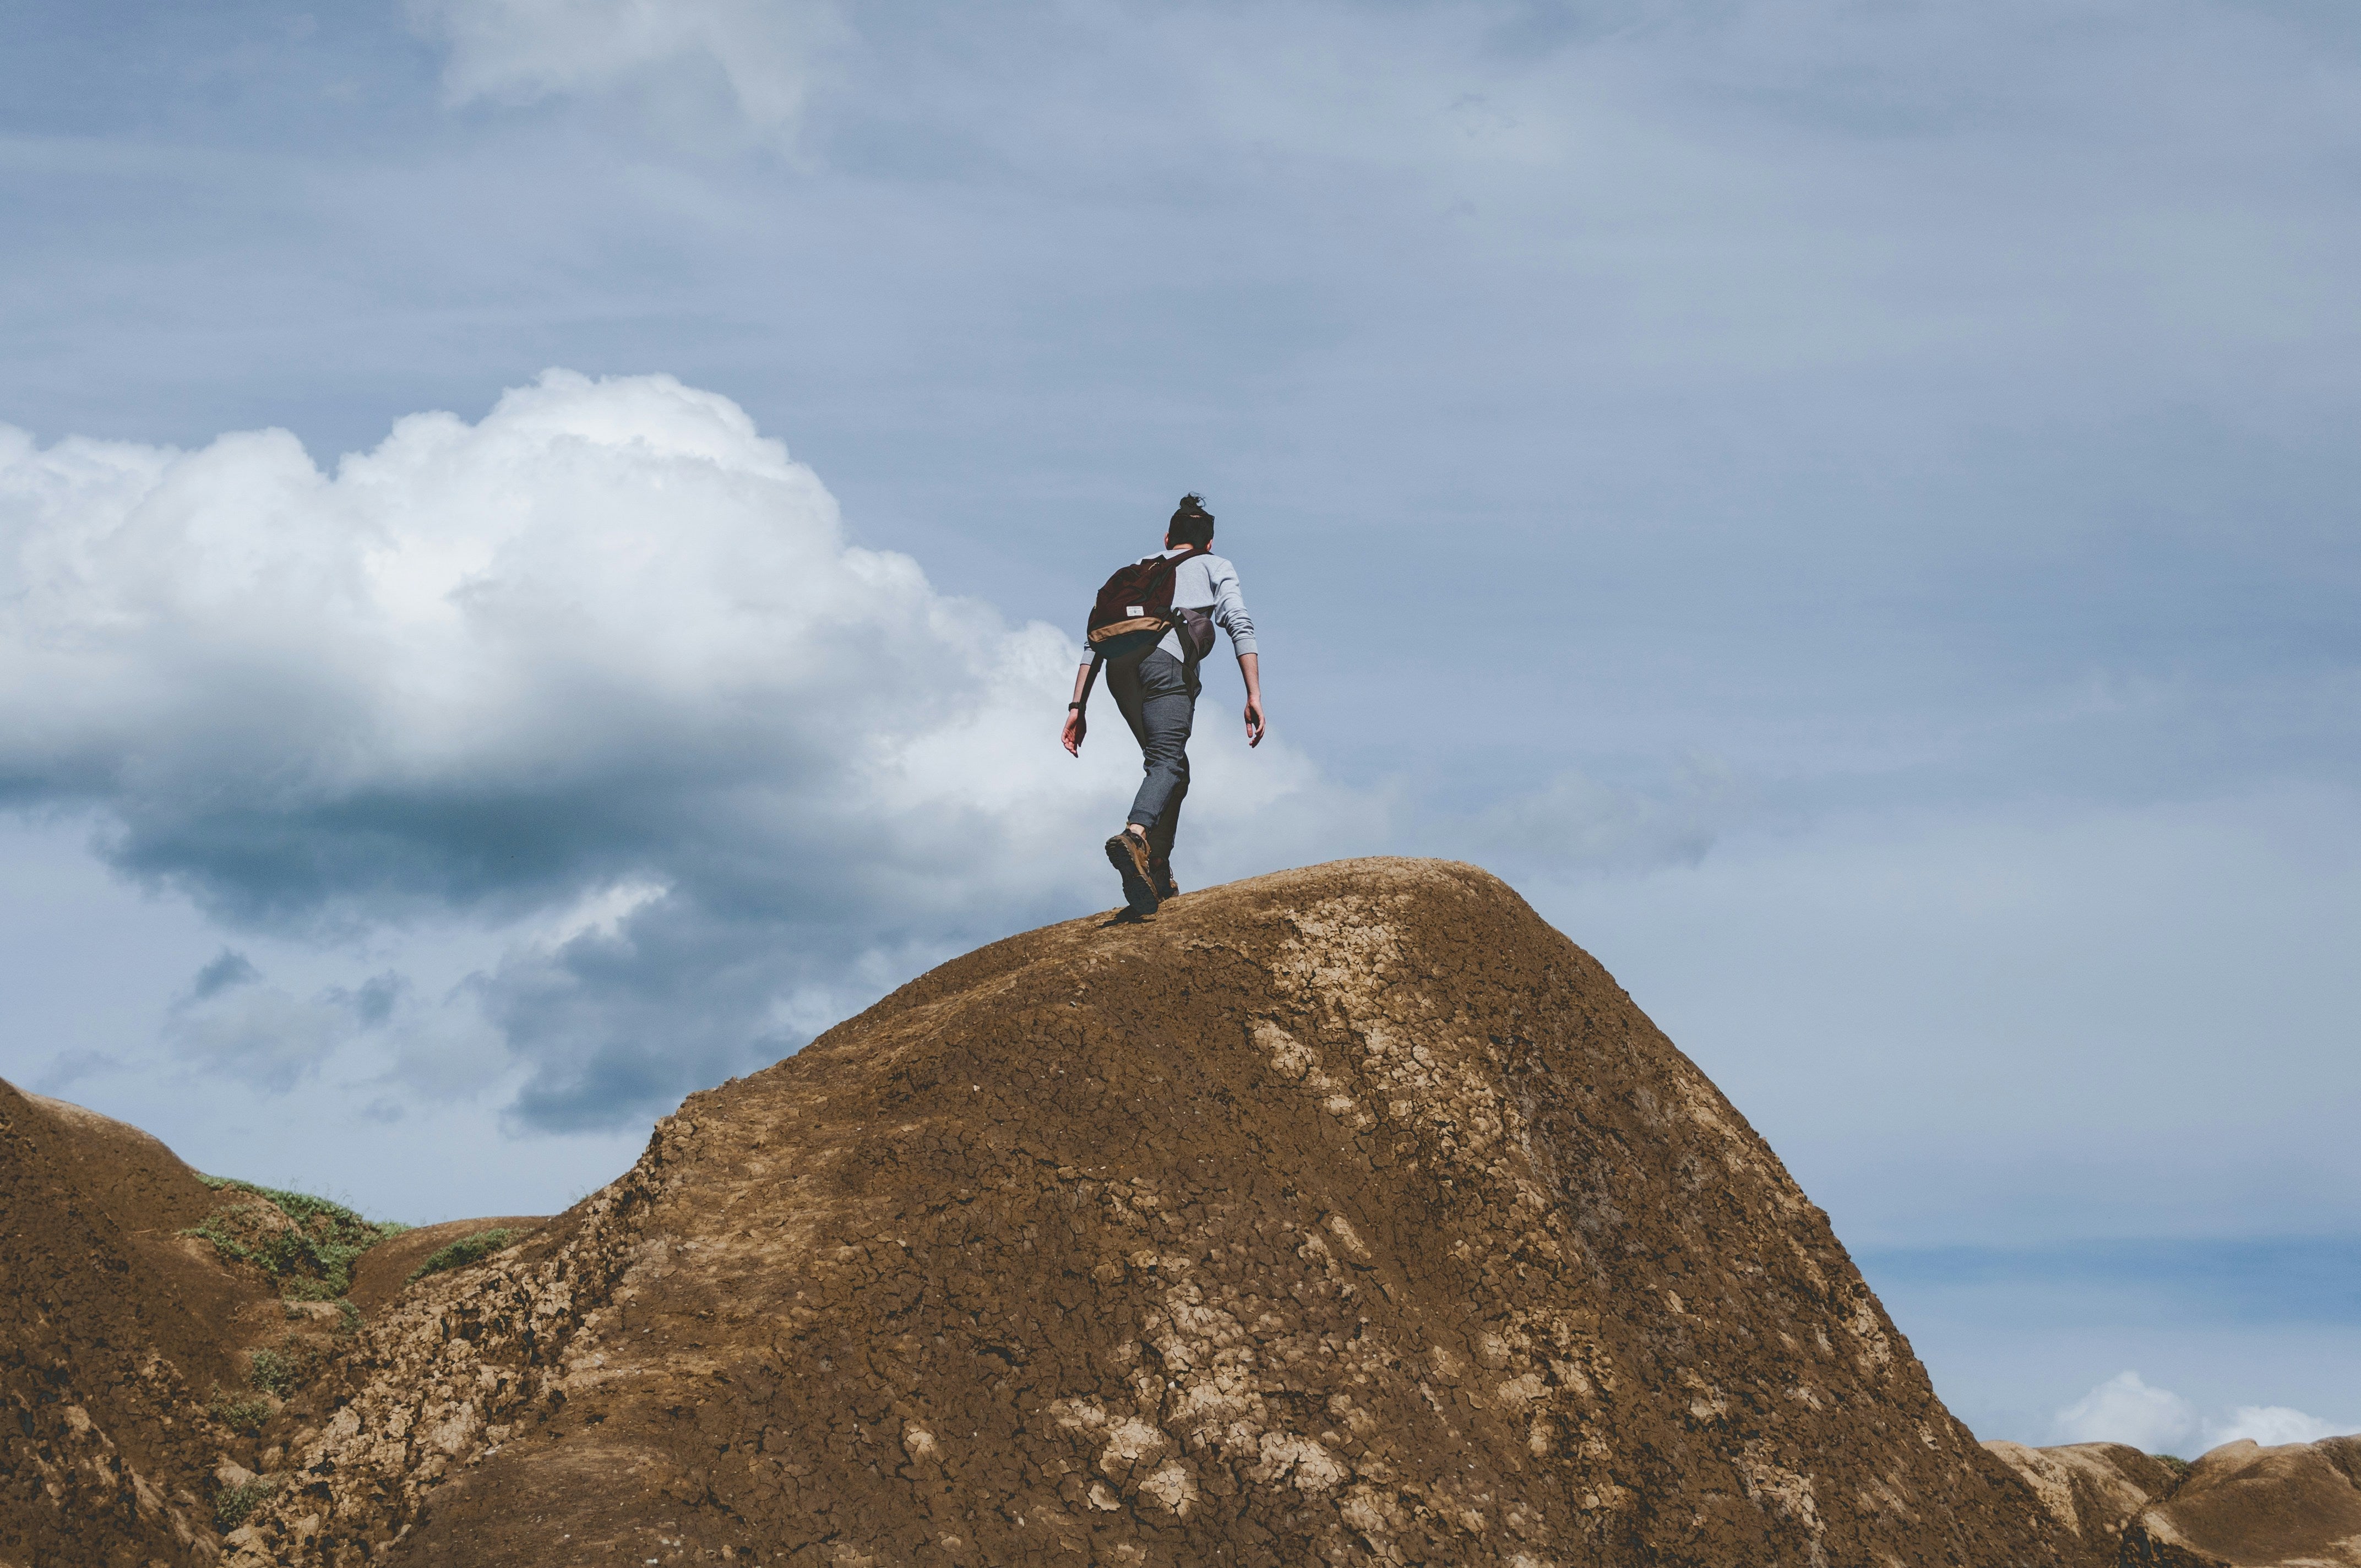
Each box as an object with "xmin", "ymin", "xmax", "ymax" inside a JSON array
[{"xmin": 1086, "ymin": 546, "xmax": 1214, "ymax": 663}]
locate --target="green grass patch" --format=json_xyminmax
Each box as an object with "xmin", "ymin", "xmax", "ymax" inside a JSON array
[
  {"xmin": 215, "ymin": 1474, "xmax": 280, "ymax": 1531},
  {"xmin": 2154, "ymin": 1453, "xmax": 2191, "ymax": 1479},
  {"xmin": 207, "ymin": 1387, "xmax": 274, "ymax": 1435},
  {"xmin": 181, "ymin": 1175, "xmax": 408, "ymax": 1298},
  {"xmin": 334, "ymin": 1297, "xmax": 363, "ymax": 1336},
  {"xmin": 246, "ymin": 1341, "xmax": 315, "ymax": 1397},
  {"xmin": 406, "ymin": 1227, "xmax": 518, "ymax": 1284}
]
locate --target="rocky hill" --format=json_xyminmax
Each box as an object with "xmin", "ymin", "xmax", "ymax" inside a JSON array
[
  {"xmin": 219, "ymin": 857, "xmax": 2064, "ymax": 1565},
  {"xmin": 2133, "ymin": 1435, "xmax": 2361, "ymax": 1565},
  {"xmin": 1988, "ymin": 1436, "xmax": 2361, "ymax": 1567},
  {"xmin": 10, "ymin": 856, "xmax": 2347, "ymax": 1567}
]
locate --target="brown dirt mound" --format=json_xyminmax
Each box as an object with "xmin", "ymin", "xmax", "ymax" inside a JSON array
[
  {"xmin": 12, "ymin": 1088, "xmax": 272, "ymax": 1397},
  {"xmin": 233, "ymin": 857, "xmax": 2071, "ymax": 1567},
  {"xmin": 25, "ymin": 1091, "xmax": 226, "ymax": 1236},
  {"xmin": 2123, "ymin": 1435, "xmax": 2361, "ymax": 1566}
]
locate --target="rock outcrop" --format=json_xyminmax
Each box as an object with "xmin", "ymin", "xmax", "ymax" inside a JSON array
[
  {"xmin": 1985, "ymin": 1442, "xmax": 2182, "ymax": 1566},
  {"xmin": 224, "ymin": 857, "xmax": 2066, "ymax": 1566}
]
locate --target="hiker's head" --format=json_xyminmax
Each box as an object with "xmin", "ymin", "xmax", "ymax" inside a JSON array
[{"xmin": 1166, "ymin": 493, "xmax": 1215, "ymax": 550}]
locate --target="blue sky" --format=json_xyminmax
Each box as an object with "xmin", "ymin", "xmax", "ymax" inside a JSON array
[{"xmin": 2, "ymin": 0, "xmax": 2357, "ymax": 1447}]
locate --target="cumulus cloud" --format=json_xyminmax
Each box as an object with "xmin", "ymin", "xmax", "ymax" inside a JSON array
[
  {"xmin": 408, "ymin": 0, "xmax": 841, "ymax": 138},
  {"xmin": 2054, "ymin": 1371, "xmax": 2197, "ymax": 1451},
  {"xmin": 3, "ymin": 373, "xmax": 1090, "ymax": 907},
  {"xmin": 2054, "ymin": 1371, "xmax": 2356, "ymax": 1453}
]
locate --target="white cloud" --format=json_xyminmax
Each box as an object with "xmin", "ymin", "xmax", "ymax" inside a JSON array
[
  {"xmin": 2053, "ymin": 1371, "xmax": 2197, "ymax": 1451},
  {"xmin": 2053, "ymin": 1372, "xmax": 2357, "ymax": 1454},
  {"xmin": 407, "ymin": 0, "xmax": 840, "ymax": 138},
  {"xmin": 2206, "ymin": 1405, "xmax": 2356, "ymax": 1448},
  {"xmin": 1, "ymin": 372, "xmax": 1110, "ymax": 906}
]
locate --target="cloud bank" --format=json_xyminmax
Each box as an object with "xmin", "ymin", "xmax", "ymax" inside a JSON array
[{"xmin": 2054, "ymin": 1370, "xmax": 2355, "ymax": 1453}]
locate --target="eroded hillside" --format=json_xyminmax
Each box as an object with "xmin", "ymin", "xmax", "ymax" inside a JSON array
[
  {"xmin": 0, "ymin": 1083, "xmax": 540, "ymax": 1566},
  {"xmin": 217, "ymin": 857, "xmax": 2068, "ymax": 1567}
]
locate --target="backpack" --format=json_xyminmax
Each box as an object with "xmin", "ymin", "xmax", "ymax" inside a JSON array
[{"xmin": 1086, "ymin": 546, "xmax": 1215, "ymax": 665}]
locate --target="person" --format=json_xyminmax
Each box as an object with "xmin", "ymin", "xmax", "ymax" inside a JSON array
[{"xmin": 1062, "ymin": 493, "xmax": 1264, "ymax": 917}]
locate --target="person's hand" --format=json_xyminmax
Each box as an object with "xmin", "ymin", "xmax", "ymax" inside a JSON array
[
  {"xmin": 1062, "ymin": 708, "xmax": 1087, "ymax": 756},
  {"xmin": 1243, "ymin": 696, "xmax": 1265, "ymax": 748}
]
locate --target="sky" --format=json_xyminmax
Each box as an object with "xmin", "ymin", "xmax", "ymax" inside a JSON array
[{"xmin": 2, "ymin": 0, "xmax": 2357, "ymax": 1449}]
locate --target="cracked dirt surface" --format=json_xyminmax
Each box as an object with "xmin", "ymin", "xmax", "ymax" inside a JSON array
[{"xmin": 217, "ymin": 857, "xmax": 2069, "ymax": 1566}]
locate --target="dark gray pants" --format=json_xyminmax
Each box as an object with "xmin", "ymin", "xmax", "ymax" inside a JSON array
[{"xmin": 1106, "ymin": 649, "xmax": 1196, "ymax": 864}]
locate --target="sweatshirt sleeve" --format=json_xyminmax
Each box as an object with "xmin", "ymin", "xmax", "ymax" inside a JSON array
[{"xmin": 1209, "ymin": 558, "xmax": 1257, "ymax": 656}]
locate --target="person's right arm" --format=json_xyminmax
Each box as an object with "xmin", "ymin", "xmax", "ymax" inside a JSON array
[
  {"xmin": 1238, "ymin": 651, "xmax": 1264, "ymax": 747},
  {"xmin": 1061, "ymin": 660, "xmax": 1094, "ymax": 755},
  {"xmin": 1209, "ymin": 560, "xmax": 1265, "ymax": 747}
]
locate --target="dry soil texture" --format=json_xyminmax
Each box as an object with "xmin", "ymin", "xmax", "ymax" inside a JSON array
[{"xmin": 227, "ymin": 857, "xmax": 2069, "ymax": 1567}]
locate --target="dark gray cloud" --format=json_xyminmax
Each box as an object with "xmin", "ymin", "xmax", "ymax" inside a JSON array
[
  {"xmin": 475, "ymin": 895, "xmax": 808, "ymax": 1133},
  {"xmin": 338, "ymin": 971, "xmax": 407, "ymax": 1028},
  {"xmin": 187, "ymin": 949, "xmax": 260, "ymax": 1001}
]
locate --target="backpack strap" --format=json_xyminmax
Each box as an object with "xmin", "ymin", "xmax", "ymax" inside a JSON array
[{"xmin": 1163, "ymin": 547, "xmax": 1214, "ymax": 663}]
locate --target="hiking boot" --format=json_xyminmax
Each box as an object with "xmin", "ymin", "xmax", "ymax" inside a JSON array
[
  {"xmin": 1105, "ymin": 830, "xmax": 1159, "ymax": 917},
  {"xmin": 1150, "ymin": 857, "xmax": 1179, "ymax": 900}
]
